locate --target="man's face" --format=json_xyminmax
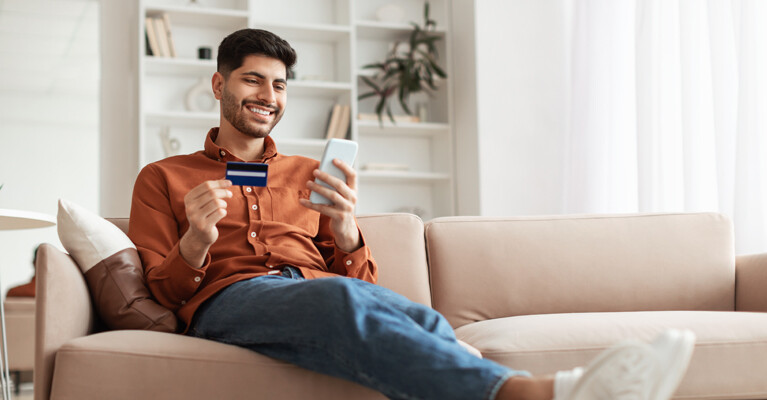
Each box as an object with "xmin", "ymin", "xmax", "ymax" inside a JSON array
[{"xmin": 216, "ymin": 54, "xmax": 287, "ymax": 139}]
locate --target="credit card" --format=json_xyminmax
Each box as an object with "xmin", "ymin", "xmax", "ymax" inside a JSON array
[{"xmin": 225, "ymin": 162, "xmax": 268, "ymax": 187}]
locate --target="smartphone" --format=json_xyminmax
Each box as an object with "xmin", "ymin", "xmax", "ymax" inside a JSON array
[{"xmin": 310, "ymin": 139, "xmax": 359, "ymax": 205}]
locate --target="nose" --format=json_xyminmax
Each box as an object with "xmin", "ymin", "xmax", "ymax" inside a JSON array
[{"xmin": 257, "ymin": 84, "xmax": 276, "ymax": 105}]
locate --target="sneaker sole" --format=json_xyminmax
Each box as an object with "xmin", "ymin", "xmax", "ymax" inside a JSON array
[{"xmin": 652, "ymin": 329, "xmax": 696, "ymax": 400}]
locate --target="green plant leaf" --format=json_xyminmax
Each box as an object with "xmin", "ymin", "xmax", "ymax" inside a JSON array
[
  {"xmin": 358, "ymin": 91, "xmax": 379, "ymax": 101},
  {"xmin": 386, "ymin": 104, "xmax": 395, "ymax": 124},
  {"xmin": 362, "ymin": 62, "xmax": 386, "ymax": 70},
  {"xmin": 360, "ymin": 76, "xmax": 382, "ymax": 93}
]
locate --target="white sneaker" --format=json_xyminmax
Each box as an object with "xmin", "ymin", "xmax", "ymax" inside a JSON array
[
  {"xmin": 649, "ymin": 329, "xmax": 696, "ymax": 400},
  {"xmin": 554, "ymin": 329, "xmax": 696, "ymax": 400}
]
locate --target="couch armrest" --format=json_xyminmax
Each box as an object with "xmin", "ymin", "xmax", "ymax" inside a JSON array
[
  {"xmin": 735, "ymin": 252, "xmax": 767, "ymax": 312},
  {"xmin": 34, "ymin": 244, "xmax": 96, "ymax": 400}
]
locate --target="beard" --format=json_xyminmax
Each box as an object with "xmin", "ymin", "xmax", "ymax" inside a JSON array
[{"xmin": 220, "ymin": 86, "xmax": 283, "ymax": 139}]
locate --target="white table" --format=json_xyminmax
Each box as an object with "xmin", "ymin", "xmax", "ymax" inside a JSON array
[{"xmin": 0, "ymin": 209, "xmax": 56, "ymax": 399}]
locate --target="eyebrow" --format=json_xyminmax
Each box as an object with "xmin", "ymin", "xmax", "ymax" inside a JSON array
[{"xmin": 242, "ymin": 71, "xmax": 287, "ymax": 85}]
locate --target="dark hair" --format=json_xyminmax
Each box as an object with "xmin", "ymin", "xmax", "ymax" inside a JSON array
[{"xmin": 217, "ymin": 29, "xmax": 297, "ymax": 78}]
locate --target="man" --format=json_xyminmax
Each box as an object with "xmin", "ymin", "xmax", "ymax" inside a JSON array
[{"xmin": 128, "ymin": 28, "xmax": 695, "ymax": 400}]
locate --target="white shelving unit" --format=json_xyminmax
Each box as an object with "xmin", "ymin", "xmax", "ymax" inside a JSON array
[{"xmin": 137, "ymin": 0, "xmax": 454, "ymax": 220}]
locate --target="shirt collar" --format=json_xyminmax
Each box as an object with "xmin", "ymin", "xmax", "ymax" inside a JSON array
[{"xmin": 203, "ymin": 128, "xmax": 279, "ymax": 163}]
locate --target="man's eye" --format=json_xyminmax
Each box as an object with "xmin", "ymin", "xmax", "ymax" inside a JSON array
[
  {"xmin": 275, "ymin": 86, "xmax": 285, "ymax": 91},
  {"xmin": 246, "ymin": 79, "xmax": 257, "ymax": 84}
]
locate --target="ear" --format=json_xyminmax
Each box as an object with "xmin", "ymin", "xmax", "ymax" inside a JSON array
[{"xmin": 212, "ymin": 72, "xmax": 224, "ymax": 100}]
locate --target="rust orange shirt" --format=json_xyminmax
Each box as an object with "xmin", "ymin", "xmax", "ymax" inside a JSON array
[{"xmin": 128, "ymin": 128, "xmax": 378, "ymax": 330}]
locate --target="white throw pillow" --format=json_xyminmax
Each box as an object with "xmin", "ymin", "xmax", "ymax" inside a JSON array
[{"xmin": 57, "ymin": 198, "xmax": 135, "ymax": 273}]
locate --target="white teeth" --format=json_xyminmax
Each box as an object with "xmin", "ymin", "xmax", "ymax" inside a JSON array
[{"xmin": 250, "ymin": 107, "xmax": 270, "ymax": 115}]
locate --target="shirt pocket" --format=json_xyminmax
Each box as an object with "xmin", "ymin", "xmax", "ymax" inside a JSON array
[{"xmin": 269, "ymin": 187, "xmax": 320, "ymax": 237}]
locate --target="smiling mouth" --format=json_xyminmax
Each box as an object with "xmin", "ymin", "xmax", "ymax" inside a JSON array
[{"xmin": 248, "ymin": 107, "xmax": 272, "ymax": 116}]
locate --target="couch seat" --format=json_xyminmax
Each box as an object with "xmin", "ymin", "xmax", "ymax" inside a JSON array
[
  {"xmin": 50, "ymin": 330, "xmax": 385, "ymax": 400},
  {"xmin": 455, "ymin": 310, "xmax": 767, "ymax": 399}
]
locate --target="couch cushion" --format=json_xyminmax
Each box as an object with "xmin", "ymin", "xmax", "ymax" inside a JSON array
[
  {"xmin": 455, "ymin": 310, "xmax": 767, "ymax": 399},
  {"xmin": 426, "ymin": 213, "xmax": 735, "ymax": 328},
  {"xmin": 51, "ymin": 331, "xmax": 385, "ymax": 400},
  {"xmin": 57, "ymin": 199, "xmax": 178, "ymax": 332},
  {"xmin": 356, "ymin": 213, "xmax": 431, "ymax": 306}
]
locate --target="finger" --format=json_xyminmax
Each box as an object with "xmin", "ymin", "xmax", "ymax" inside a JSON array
[
  {"xmin": 306, "ymin": 180, "xmax": 355, "ymax": 211},
  {"xmin": 187, "ymin": 180, "xmax": 233, "ymax": 201},
  {"xmin": 203, "ymin": 206, "xmax": 228, "ymax": 226},
  {"xmin": 187, "ymin": 198, "xmax": 227, "ymax": 229},
  {"xmin": 188, "ymin": 187, "xmax": 233, "ymax": 206},
  {"xmin": 299, "ymin": 198, "xmax": 344, "ymax": 217},
  {"xmin": 312, "ymin": 170, "xmax": 356, "ymax": 202},
  {"xmin": 195, "ymin": 198, "xmax": 228, "ymax": 219},
  {"xmin": 332, "ymin": 159, "xmax": 358, "ymax": 190}
]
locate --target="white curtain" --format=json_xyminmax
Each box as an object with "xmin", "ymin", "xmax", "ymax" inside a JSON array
[{"xmin": 564, "ymin": 0, "xmax": 767, "ymax": 254}]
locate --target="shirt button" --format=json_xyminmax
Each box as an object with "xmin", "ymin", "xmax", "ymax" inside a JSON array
[
  {"xmin": 251, "ymin": 232, "xmax": 257, "ymax": 238},
  {"xmin": 181, "ymin": 300, "xmax": 186, "ymax": 305},
  {"xmin": 251, "ymin": 204, "xmax": 258, "ymax": 211},
  {"xmin": 220, "ymin": 150, "xmax": 226, "ymax": 156},
  {"xmin": 194, "ymin": 276, "xmax": 201, "ymax": 282},
  {"xmin": 246, "ymin": 187, "xmax": 252, "ymax": 192},
  {"xmin": 346, "ymin": 260, "xmax": 352, "ymax": 266}
]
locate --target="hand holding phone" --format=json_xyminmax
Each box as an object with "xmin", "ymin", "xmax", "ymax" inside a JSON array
[{"xmin": 310, "ymin": 139, "xmax": 359, "ymax": 205}]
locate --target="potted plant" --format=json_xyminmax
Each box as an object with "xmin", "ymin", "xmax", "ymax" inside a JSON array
[{"xmin": 358, "ymin": 2, "xmax": 447, "ymax": 124}]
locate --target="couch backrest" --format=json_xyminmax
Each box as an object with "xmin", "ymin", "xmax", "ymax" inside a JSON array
[
  {"xmin": 425, "ymin": 212, "xmax": 735, "ymax": 329},
  {"xmin": 108, "ymin": 213, "xmax": 432, "ymax": 307}
]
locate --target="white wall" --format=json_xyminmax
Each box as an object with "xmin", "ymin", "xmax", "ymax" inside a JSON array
[
  {"xmin": 452, "ymin": 0, "xmax": 568, "ymax": 216},
  {"xmin": 0, "ymin": 0, "xmax": 100, "ymax": 295}
]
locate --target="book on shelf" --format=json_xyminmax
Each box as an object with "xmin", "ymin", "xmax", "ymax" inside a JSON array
[
  {"xmin": 161, "ymin": 13, "xmax": 177, "ymax": 58},
  {"xmin": 154, "ymin": 17, "xmax": 172, "ymax": 58},
  {"xmin": 334, "ymin": 105, "xmax": 351, "ymax": 139},
  {"xmin": 324, "ymin": 104, "xmax": 342, "ymax": 139},
  {"xmin": 145, "ymin": 17, "xmax": 161, "ymax": 57}
]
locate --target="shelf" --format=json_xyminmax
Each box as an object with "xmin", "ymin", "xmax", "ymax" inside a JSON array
[
  {"xmin": 289, "ymin": 80, "xmax": 352, "ymax": 97},
  {"xmin": 143, "ymin": 59, "xmax": 351, "ymax": 96},
  {"xmin": 356, "ymin": 20, "xmax": 446, "ymax": 41},
  {"xmin": 359, "ymin": 171, "xmax": 450, "ymax": 183},
  {"xmin": 357, "ymin": 120, "xmax": 449, "ymax": 137},
  {"xmin": 146, "ymin": 5, "xmax": 248, "ymax": 29},
  {"xmin": 252, "ymin": 22, "xmax": 352, "ymax": 42},
  {"xmin": 144, "ymin": 57, "xmax": 215, "ymax": 75},
  {"xmin": 145, "ymin": 111, "xmax": 218, "ymax": 128}
]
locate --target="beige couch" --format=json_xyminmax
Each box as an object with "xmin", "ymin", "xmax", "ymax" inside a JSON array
[{"xmin": 34, "ymin": 213, "xmax": 767, "ymax": 400}]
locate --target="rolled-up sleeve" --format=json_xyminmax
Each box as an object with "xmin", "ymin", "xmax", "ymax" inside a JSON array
[
  {"xmin": 312, "ymin": 214, "xmax": 378, "ymax": 283},
  {"xmin": 128, "ymin": 164, "xmax": 208, "ymax": 311}
]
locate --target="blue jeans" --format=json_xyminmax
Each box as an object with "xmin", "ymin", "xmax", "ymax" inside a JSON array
[{"xmin": 187, "ymin": 267, "xmax": 527, "ymax": 400}]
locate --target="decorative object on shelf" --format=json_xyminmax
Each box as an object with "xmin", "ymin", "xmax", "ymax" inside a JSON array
[
  {"xmin": 158, "ymin": 127, "xmax": 181, "ymax": 158},
  {"xmin": 376, "ymin": 3, "xmax": 405, "ymax": 23},
  {"xmin": 185, "ymin": 77, "xmax": 218, "ymax": 112},
  {"xmin": 198, "ymin": 47, "xmax": 212, "ymax": 60},
  {"xmin": 358, "ymin": 1, "xmax": 446, "ymax": 124},
  {"xmin": 416, "ymin": 102, "xmax": 428, "ymax": 122}
]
